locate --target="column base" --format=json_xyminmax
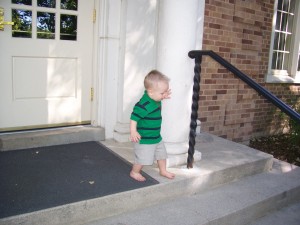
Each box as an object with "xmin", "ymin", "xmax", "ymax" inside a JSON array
[
  {"xmin": 166, "ymin": 150, "xmax": 201, "ymax": 168},
  {"xmin": 113, "ymin": 123, "xmax": 130, "ymax": 142}
]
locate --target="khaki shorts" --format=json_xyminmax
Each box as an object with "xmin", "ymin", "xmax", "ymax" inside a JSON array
[{"xmin": 133, "ymin": 141, "xmax": 168, "ymax": 165}]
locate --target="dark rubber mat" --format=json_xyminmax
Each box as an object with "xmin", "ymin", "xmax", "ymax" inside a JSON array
[{"xmin": 0, "ymin": 142, "xmax": 158, "ymax": 218}]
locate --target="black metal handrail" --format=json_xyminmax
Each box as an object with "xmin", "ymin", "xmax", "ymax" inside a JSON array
[{"xmin": 187, "ymin": 50, "xmax": 300, "ymax": 168}]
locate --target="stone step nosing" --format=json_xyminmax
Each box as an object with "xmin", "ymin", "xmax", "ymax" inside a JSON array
[{"xmin": 92, "ymin": 165, "xmax": 300, "ymax": 225}]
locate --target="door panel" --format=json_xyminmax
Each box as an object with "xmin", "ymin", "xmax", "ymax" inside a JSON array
[{"xmin": 0, "ymin": 0, "xmax": 94, "ymax": 131}]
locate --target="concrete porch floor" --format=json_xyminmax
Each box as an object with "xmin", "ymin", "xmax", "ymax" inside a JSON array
[{"xmin": 0, "ymin": 127, "xmax": 300, "ymax": 225}]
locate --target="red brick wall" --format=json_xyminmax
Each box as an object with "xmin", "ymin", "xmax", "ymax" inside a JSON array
[{"xmin": 200, "ymin": 0, "xmax": 300, "ymax": 143}]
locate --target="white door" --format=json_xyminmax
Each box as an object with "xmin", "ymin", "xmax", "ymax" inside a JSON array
[{"xmin": 0, "ymin": 0, "xmax": 94, "ymax": 132}]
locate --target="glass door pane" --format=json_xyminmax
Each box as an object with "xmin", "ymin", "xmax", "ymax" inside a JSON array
[
  {"xmin": 37, "ymin": 0, "xmax": 56, "ymax": 8},
  {"xmin": 37, "ymin": 12, "xmax": 55, "ymax": 39},
  {"xmin": 12, "ymin": 0, "xmax": 32, "ymax": 6},
  {"xmin": 61, "ymin": 0, "xmax": 78, "ymax": 11},
  {"xmin": 12, "ymin": 9, "xmax": 32, "ymax": 38},
  {"xmin": 60, "ymin": 14, "xmax": 77, "ymax": 40}
]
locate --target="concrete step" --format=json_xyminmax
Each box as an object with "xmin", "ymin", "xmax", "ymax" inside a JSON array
[
  {"xmin": 0, "ymin": 126, "xmax": 105, "ymax": 151},
  {"xmin": 87, "ymin": 160, "xmax": 300, "ymax": 225},
  {"xmin": 249, "ymin": 201, "xmax": 300, "ymax": 225},
  {"xmin": 0, "ymin": 133, "xmax": 274, "ymax": 225}
]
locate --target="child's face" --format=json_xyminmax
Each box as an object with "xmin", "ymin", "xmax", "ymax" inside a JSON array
[{"xmin": 148, "ymin": 81, "xmax": 169, "ymax": 102}]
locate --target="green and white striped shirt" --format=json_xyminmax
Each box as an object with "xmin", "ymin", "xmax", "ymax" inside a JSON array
[{"xmin": 130, "ymin": 91, "xmax": 162, "ymax": 144}]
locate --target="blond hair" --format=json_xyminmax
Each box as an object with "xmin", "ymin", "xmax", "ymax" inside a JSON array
[{"xmin": 144, "ymin": 70, "xmax": 170, "ymax": 90}]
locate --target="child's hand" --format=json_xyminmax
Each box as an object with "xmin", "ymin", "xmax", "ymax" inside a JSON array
[
  {"xmin": 130, "ymin": 130, "xmax": 141, "ymax": 142},
  {"xmin": 163, "ymin": 89, "xmax": 172, "ymax": 99}
]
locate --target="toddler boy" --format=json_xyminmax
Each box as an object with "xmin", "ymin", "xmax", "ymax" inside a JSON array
[{"xmin": 130, "ymin": 70, "xmax": 175, "ymax": 181}]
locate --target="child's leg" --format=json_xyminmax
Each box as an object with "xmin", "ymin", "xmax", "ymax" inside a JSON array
[
  {"xmin": 157, "ymin": 159, "xmax": 175, "ymax": 179},
  {"xmin": 130, "ymin": 164, "xmax": 146, "ymax": 181}
]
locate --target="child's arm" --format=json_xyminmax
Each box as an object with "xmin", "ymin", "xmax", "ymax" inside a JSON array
[{"xmin": 130, "ymin": 120, "xmax": 141, "ymax": 142}]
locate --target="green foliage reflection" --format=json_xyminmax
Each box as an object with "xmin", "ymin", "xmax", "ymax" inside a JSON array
[
  {"xmin": 37, "ymin": 0, "xmax": 56, "ymax": 8},
  {"xmin": 61, "ymin": 0, "xmax": 78, "ymax": 11},
  {"xmin": 60, "ymin": 14, "xmax": 77, "ymax": 40},
  {"xmin": 12, "ymin": 0, "xmax": 32, "ymax": 6},
  {"xmin": 12, "ymin": 9, "xmax": 32, "ymax": 38},
  {"xmin": 37, "ymin": 12, "xmax": 55, "ymax": 39}
]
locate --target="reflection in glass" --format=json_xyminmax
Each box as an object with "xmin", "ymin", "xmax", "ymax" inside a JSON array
[
  {"xmin": 298, "ymin": 53, "xmax": 300, "ymax": 71},
  {"xmin": 12, "ymin": 0, "xmax": 32, "ymax": 5},
  {"xmin": 37, "ymin": 0, "xmax": 56, "ymax": 8},
  {"xmin": 61, "ymin": 0, "xmax": 78, "ymax": 11},
  {"xmin": 37, "ymin": 12, "xmax": 55, "ymax": 39},
  {"xmin": 60, "ymin": 14, "xmax": 77, "ymax": 40},
  {"xmin": 12, "ymin": 9, "xmax": 32, "ymax": 38},
  {"xmin": 278, "ymin": 33, "xmax": 286, "ymax": 51},
  {"xmin": 272, "ymin": 52, "xmax": 277, "ymax": 69}
]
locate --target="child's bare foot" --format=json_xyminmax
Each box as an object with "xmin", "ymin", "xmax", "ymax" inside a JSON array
[
  {"xmin": 160, "ymin": 171, "xmax": 175, "ymax": 179},
  {"xmin": 130, "ymin": 171, "xmax": 146, "ymax": 182}
]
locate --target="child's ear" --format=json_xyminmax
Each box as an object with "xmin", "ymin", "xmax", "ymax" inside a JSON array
[{"xmin": 147, "ymin": 89, "xmax": 153, "ymax": 95}]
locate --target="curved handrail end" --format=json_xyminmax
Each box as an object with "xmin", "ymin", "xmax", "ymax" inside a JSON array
[{"xmin": 188, "ymin": 50, "xmax": 213, "ymax": 59}]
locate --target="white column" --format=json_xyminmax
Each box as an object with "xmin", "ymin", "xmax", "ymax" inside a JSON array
[
  {"xmin": 157, "ymin": 0, "xmax": 204, "ymax": 167},
  {"xmin": 97, "ymin": 0, "xmax": 121, "ymax": 139}
]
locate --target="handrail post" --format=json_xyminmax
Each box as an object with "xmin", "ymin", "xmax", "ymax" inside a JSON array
[{"xmin": 187, "ymin": 54, "xmax": 202, "ymax": 168}]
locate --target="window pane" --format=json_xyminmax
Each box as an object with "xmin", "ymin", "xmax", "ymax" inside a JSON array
[
  {"xmin": 37, "ymin": 12, "xmax": 55, "ymax": 39},
  {"xmin": 277, "ymin": 0, "xmax": 295, "ymax": 12},
  {"xmin": 277, "ymin": 52, "xmax": 284, "ymax": 70},
  {"xmin": 297, "ymin": 53, "xmax": 300, "ymax": 71},
  {"xmin": 278, "ymin": 0, "xmax": 283, "ymax": 11},
  {"xmin": 281, "ymin": 12, "xmax": 288, "ymax": 32},
  {"xmin": 275, "ymin": 12, "xmax": 282, "ymax": 31},
  {"xmin": 277, "ymin": 12, "xmax": 294, "ymax": 33},
  {"xmin": 60, "ymin": 14, "xmax": 77, "ymax": 41},
  {"xmin": 12, "ymin": 0, "xmax": 32, "ymax": 5},
  {"xmin": 289, "ymin": 0, "xmax": 296, "ymax": 14},
  {"xmin": 12, "ymin": 9, "xmax": 32, "ymax": 38},
  {"xmin": 274, "ymin": 32, "xmax": 279, "ymax": 50},
  {"xmin": 273, "ymin": 51, "xmax": 290, "ymax": 71},
  {"xmin": 274, "ymin": 33, "xmax": 291, "ymax": 52},
  {"xmin": 285, "ymin": 34, "xmax": 292, "ymax": 51},
  {"xmin": 278, "ymin": 33, "xmax": 285, "ymax": 51},
  {"xmin": 282, "ymin": 0, "xmax": 289, "ymax": 12},
  {"xmin": 37, "ymin": 0, "xmax": 56, "ymax": 8},
  {"xmin": 272, "ymin": 52, "xmax": 278, "ymax": 69},
  {"xmin": 61, "ymin": 0, "xmax": 78, "ymax": 11},
  {"xmin": 282, "ymin": 52, "xmax": 290, "ymax": 70}
]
